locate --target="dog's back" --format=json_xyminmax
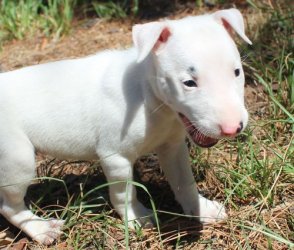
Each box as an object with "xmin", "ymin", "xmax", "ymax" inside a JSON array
[{"xmin": 0, "ymin": 48, "xmax": 140, "ymax": 159}]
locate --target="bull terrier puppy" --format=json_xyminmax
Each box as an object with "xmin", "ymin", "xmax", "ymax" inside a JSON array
[{"xmin": 0, "ymin": 9, "xmax": 251, "ymax": 244}]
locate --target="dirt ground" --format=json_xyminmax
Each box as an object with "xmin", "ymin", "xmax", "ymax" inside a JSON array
[{"xmin": 0, "ymin": 3, "xmax": 292, "ymax": 250}]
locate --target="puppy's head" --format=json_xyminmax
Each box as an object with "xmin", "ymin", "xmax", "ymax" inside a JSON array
[{"xmin": 133, "ymin": 9, "xmax": 252, "ymax": 147}]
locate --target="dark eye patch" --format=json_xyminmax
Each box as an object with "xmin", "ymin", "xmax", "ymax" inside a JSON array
[{"xmin": 188, "ymin": 66, "xmax": 196, "ymax": 73}]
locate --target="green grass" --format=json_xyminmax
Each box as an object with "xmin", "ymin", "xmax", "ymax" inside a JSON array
[
  {"xmin": 0, "ymin": 0, "xmax": 141, "ymax": 46},
  {"xmin": 0, "ymin": 0, "xmax": 76, "ymax": 45}
]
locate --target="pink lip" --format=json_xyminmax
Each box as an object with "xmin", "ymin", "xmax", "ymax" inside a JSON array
[{"xmin": 178, "ymin": 113, "xmax": 219, "ymax": 148}]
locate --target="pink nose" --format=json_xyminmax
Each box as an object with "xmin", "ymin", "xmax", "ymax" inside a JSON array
[{"xmin": 220, "ymin": 122, "xmax": 243, "ymax": 136}]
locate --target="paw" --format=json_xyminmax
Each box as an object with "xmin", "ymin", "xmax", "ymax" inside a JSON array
[
  {"xmin": 181, "ymin": 194, "xmax": 227, "ymax": 223},
  {"xmin": 116, "ymin": 202, "xmax": 155, "ymax": 229},
  {"xmin": 25, "ymin": 218, "xmax": 64, "ymax": 245},
  {"xmin": 198, "ymin": 195, "xmax": 227, "ymax": 223}
]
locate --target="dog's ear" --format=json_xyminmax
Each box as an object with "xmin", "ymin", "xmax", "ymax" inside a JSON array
[
  {"xmin": 132, "ymin": 21, "xmax": 171, "ymax": 63},
  {"xmin": 213, "ymin": 8, "xmax": 252, "ymax": 45}
]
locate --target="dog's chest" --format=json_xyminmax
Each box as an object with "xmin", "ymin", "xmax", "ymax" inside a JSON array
[{"xmin": 139, "ymin": 109, "xmax": 183, "ymax": 154}]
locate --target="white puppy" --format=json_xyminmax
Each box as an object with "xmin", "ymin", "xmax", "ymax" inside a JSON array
[{"xmin": 0, "ymin": 9, "xmax": 251, "ymax": 245}]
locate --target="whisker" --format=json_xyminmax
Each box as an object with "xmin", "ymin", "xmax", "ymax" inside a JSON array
[{"xmin": 150, "ymin": 103, "xmax": 165, "ymax": 115}]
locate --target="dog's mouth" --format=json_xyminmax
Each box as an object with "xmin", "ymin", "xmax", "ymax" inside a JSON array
[{"xmin": 178, "ymin": 113, "xmax": 219, "ymax": 148}]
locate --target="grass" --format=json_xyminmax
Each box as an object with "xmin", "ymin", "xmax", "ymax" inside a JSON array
[
  {"xmin": 0, "ymin": 0, "xmax": 76, "ymax": 45},
  {"xmin": 0, "ymin": 0, "xmax": 140, "ymax": 46},
  {"xmin": 0, "ymin": 0, "xmax": 293, "ymax": 249}
]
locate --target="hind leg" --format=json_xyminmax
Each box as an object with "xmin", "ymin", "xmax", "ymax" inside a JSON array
[{"xmin": 0, "ymin": 135, "xmax": 64, "ymax": 245}]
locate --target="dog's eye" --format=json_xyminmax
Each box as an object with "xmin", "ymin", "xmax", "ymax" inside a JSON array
[
  {"xmin": 183, "ymin": 80, "xmax": 197, "ymax": 88},
  {"xmin": 234, "ymin": 68, "xmax": 240, "ymax": 77}
]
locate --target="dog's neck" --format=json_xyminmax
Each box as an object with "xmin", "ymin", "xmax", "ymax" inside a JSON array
[{"xmin": 136, "ymin": 52, "xmax": 178, "ymax": 122}]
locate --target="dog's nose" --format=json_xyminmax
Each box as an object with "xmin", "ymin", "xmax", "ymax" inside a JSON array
[{"xmin": 220, "ymin": 122, "xmax": 243, "ymax": 136}]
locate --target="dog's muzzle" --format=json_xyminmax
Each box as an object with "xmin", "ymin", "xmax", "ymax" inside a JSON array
[{"xmin": 178, "ymin": 113, "xmax": 219, "ymax": 148}]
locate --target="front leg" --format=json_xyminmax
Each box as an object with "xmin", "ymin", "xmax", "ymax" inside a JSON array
[
  {"xmin": 99, "ymin": 154, "xmax": 152, "ymax": 228},
  {"xmin": 156, "ymin": 141, "xmax": 227, "ymax": 223}
]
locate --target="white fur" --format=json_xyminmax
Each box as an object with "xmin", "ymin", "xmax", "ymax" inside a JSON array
[{"xmin": 0, "ymin": 9, "xmax": 251, "ymax": 244}]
